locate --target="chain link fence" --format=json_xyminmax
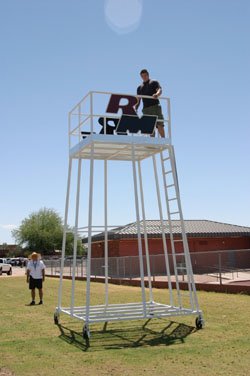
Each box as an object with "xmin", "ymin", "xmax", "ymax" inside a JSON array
[{"xmin": 44, "ymin": 249, "xmax": 250, "ymax": 285}]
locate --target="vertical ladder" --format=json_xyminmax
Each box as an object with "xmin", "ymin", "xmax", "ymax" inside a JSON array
[{"xmin": 160, "ymin": 145, "xmax": 201, "ymax": 313}]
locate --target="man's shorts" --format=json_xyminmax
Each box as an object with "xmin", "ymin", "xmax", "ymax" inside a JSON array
[
  {"xmin": 29, "ymin": 276, "xmax": 43, "ymax": 290},
  {"xmin": 142, "ymin": 104, "xmax": 164, "ymax": 127}
]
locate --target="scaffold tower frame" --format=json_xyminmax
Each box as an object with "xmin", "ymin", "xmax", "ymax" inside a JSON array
[{"xmin": 54, "ymin": 91, "xmax": 204, "ymax": 343}]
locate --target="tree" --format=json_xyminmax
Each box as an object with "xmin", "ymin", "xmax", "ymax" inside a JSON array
[{"xmin": 12, "ymin": 208, "xmax": 84, "ymax": 256}]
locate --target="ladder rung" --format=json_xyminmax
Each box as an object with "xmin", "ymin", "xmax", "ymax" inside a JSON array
[
  {"xmin": 173, "ymin": 239, "xmax": 183, "ymax": 242},
  {"xmin": 168, "ymin": 197, "xmax": 177, "ymax": 202},
  {"xmin": 163, "ymin": 157, "xmax": 170, "ymax": 161},
  {"xmin": 170, "ymin": 211, "xmax": 180, "ymax": 215},
  {"xmin": 164, "ymin": 170, "xmax": 172, "ymax": 175},
  {"xmin": 166, "ymin": 184, "xmax": 175, "ymax": 188}
]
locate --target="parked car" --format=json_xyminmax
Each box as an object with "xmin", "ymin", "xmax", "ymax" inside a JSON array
[
  {"xmin": 0, "ymin": 258, "xmax": 12, "ymax": 275},
  {"xmin": 10, "ymin": 258, "xmax": 20, "ymax": 266}
]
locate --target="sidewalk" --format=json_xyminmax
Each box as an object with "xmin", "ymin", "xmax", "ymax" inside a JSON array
[{"xmin": 0, "ymin": 267, "xmax": 26, "ymax": 277}]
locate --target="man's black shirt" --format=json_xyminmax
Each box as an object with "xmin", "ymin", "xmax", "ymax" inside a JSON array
[{"xmin": 137, "ymin": 79, "xmax": 161, "ymax": 108}]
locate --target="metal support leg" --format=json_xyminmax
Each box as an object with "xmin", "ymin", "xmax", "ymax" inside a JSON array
[
  {"xmin": 104, "ymin": 159, "xmax": 109, "ymax": 307},
  {"xmin": 58, "ymin": 157, "xmax": 73, "ymax": 311},
  {"xmin": 71, "ymin": 158, "xmax": 82, "ymax": 315},
  {"xmin": 138, "ymin": 160, "xmax": 153, "ymax": 303},
  {"xmin": 152, "ymin": 155, "xmax": 174, "ymax": 307},
  {"xmin": 131, "ymin": 143, "xmax": 146, "ymax": 316},
  {"xmin": 86, "ymin": 144, "xmax": 94, "ymax": 325}
]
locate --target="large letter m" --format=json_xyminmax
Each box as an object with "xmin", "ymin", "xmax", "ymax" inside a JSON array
[{"xmin": 106, "ymin": 94, "xmax": 157, "ymax": 135}]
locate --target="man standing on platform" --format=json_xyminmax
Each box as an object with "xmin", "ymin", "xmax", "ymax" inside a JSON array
[
  {"xmin": 135, "ymin": 69, "xmax": 165, "ymax": 137},
  {"xmin": 26, "ymin": 252, "xmax": 45, "ymax": 305}
]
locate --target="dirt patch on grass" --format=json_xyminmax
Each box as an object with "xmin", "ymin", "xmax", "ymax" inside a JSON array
[{"xmin": 0, "ymin": 368, "xmax": 15, "ymax": 376}]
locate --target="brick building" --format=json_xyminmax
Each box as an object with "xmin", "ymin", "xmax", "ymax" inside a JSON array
[{"xmin": 83, "ymin": 220, "xmax": 250, "ymax": 271}]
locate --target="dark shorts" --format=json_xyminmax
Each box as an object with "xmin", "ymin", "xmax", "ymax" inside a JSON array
[
  {"xmin": 29, "ymin": 276, "xmax": 43, "ymax": 290},
  {"xmin": 142, "ymin": 104, "xmax": 164, "ymax": 126}
]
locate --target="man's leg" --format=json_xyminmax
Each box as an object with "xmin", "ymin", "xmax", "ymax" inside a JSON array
[
  {"xmin": 143, "ymin": 105, "xmax": 165, "ymax": 137},
  {"xmin": 157, "ymin": 122, "xmax": 165, "ymax": 138},
  {"xmin": 39, "ymin": 288, "xmax": 43, "ymax": 304},
  {"xmin": 156, "ymin": 105, "xmax": 165, "ymax": 138},
  {"xmin": 143, "ymin": 107, "xmax": 155, "ymax": 137},
  {"xmin": 30, "ymin": 289, "xmax": 35, "ymax": 304}
]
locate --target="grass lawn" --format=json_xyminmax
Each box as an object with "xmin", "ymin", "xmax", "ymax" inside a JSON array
[{"xmin": 0, "ymin": 276, "xmax": 249, "ymax": 376}]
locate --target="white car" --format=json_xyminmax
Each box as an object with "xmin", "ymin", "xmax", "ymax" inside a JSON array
[{"xmin": 0, "ymin": 258, "xmax": 12, "ymax": 275}]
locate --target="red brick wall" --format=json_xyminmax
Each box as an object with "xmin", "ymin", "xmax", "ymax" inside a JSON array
[
  {"xmin": 91, "ymin": 236, "xmax": 250, "ymax": 258},
  {"xmin": 190, "ymin": 236, "xmax": 250, "ymax": 252},
  {"xmin": 92, "ymin": 240, "xmax": 120, "ymax": 258},
  {"xmin": 118, "ymin": 236, "xmax": 250, "ymax": 256},
  {"xmin": 119, "ymin": 238, "xmax": 165, "ymax": 256},
  {"xmin": 90, "ymin": 236, "xmax": 250, "ymax": 270}
]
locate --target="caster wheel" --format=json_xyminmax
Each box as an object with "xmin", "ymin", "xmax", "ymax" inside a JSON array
[
  {"xmin": 83, "ymin": 325, "xmax": 90, "ymax": 346},
  {"xmin": 54, "ymin": 313, "xmax": 59, "ymax": 325},
  {"xmin": 195, "ymin": 316, "xmax": 203, "ymax": 330}
]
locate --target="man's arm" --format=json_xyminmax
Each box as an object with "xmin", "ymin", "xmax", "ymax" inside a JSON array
[
  {"xmin": 134, "ymin": 97, "xmax": 141, "ymax": 111},
  {"xmin": 26, "ymin": 269, "xmax": 30, "ymax": 283},
  {"xmin": 135, "ymin": 86, "xmax": 141, "ymax": 111},
  {"xmin": 152, "ymin": 87, "xmax": 162, "ymax": 99},
  {"xmin": 42, "ymin": 268, "xmax": 45, "ymax": 282}
]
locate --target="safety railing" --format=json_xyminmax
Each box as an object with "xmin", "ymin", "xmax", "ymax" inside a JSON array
[{"xmin": 68, "ymin": 91, "xmax": 171, "ymax": 150}]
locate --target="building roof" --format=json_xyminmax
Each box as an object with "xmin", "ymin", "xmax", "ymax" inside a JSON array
[{"xmin": 83, "ymin": 220, "xmax": 250, "ymax": 242}]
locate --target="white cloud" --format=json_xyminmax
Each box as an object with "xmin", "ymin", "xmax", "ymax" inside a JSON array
[{"xmin": 0, "ymin": 224, "xmax": 17, "ymax": 230}]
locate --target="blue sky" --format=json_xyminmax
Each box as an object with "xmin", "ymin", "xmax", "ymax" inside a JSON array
[{"xmin": 0, "ymin": 0, "xmax": 249, "ymax": 244}]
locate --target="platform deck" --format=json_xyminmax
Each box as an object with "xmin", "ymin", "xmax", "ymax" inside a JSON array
[
  {"xmin": 70, "ymin": 134, "xmax": 171, "ymax": 161},
  {"xmin": 58, "ymin": 302, "xmax": 201, "ymax": 324}
]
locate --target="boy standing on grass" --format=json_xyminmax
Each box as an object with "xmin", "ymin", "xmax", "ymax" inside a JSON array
[{"xmin": 26, "ymin": 252, "xmax": 45, "ymax": 306}]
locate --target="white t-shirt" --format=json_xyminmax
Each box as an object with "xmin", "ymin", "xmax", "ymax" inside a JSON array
[{"xmin": 27, "ymin": 260, "xmax": 45, "ymax": 279}]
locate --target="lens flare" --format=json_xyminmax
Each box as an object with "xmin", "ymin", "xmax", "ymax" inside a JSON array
[{"xmin": 105, "ymin": 0, "xmax": 143, "ymax": 34}]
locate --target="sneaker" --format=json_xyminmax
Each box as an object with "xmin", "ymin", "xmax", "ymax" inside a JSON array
[
  {"xmin": 38, "ymin": 300, "xmax": 43, "ymax": 305},
  {"xmin": 29, "ymin": 301, "xmax": 35, "ymax": 306}
]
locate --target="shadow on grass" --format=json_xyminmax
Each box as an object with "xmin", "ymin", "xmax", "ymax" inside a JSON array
[{"xmin": 57, "ymin": 319, "xmax": 196, "ymax": 352}]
